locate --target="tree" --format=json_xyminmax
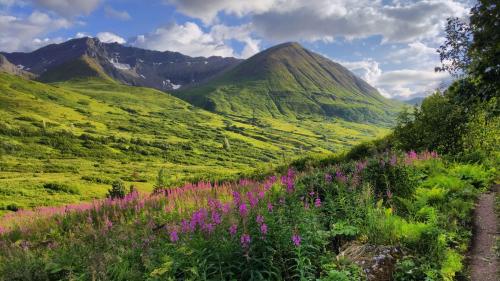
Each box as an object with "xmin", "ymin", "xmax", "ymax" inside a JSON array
[
  {"xmin": 393, "ymin": 88, "xmax": 468, "ymax": 155},
  {"xmin": 107, "ymin": 180, "xmax": 126, "ymax": 199},
  {"xmin": 436, "ymin": 0, "xmax": 500, "ymax": 103},
  {"xmin": 154, "ymin": 168, "xmax": 168, "ymax": 192}
]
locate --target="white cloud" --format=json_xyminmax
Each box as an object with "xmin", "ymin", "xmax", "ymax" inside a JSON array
[
  {"xmin": 166, "ymin": 0, "xmax": 469, "ymax": 44},
  {"xmin": 339, "ymin": 57, "xmax": 450, "ymax": 98},
  {"xmin": 131, "ymin": 22, "xmax": 260, "ymax": 58},
  {"xmin": 387, "ymin": 41, "xmax": 439, "ymax": 67},
  {"xmin": 29, "ymin": 0, "xmax": 101, "ymax": 18},
  {"xmin": 104, "ymin": 5, "xmax": 131, "ymax": 21},
  {"xmin": 164, "ymin": 0, "xmax": 276, "ymax": 24},
  {"xmin": 0, "ymin": 11, "xmax": 71, "ymax": 52},
  {"xmin": 96, "ymin": 32, "xmax": 126, "ymax": 44}
]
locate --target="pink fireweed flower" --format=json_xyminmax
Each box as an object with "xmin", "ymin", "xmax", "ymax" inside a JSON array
[
  {"xmin": 335, "ymin": 171, "xmax": 347, "ymax": 184},
  {"xmin": 248, "ymin": 192, "xmax": 259, "ymax": 208},
  {"xmin": 258, "ymin": 191, "xmax": 265, "ymax": 199},
  {"xmin": 241, "ymin": 233, "xmax": 251, "ymax": 248},
  {"xmin": 260, "ymin": 223, "xmax": 268, "ymax": 235},
  {"xmin": 169, "ymin": 229, "xmax": 179, "ymax": 243},
  {"xmin": 181, "ymin": 219, "xmax": 191, "ymax": 233},
  {"xmin": 203, "ymin": 223, "xmax": 215, "ymax": 234},
  {"xmin": 281, "ymin": 169, "xmax": 296, "ymax": 193},
  {"xmin": 222, "ymin": 203, "xmax": 231, "ymax": 214},
  {"xmin": 229, "ymin": 224, "xmax": 238, "ymax": 236},
  {"xmin": 325, "ymin": 173, "xmax": 333, "ymax": 183},
  {"xmin": 256, "ymin": 215, "xmax": 264, "ymax": 224},
  {"xmin": 292, "ymin": 234, "xmax": 301, "ymax": 247},
  {"xmin": 267, "ymin": 202, "xmax": 274, "ymax": 213},
  {"xmin": 356, "ymin": 160, "xmax": 367, "ymax": 172},
  {"xmin": 212, "ymin": 211, "xmax": 221, "ymax": 225},
  {"xmin": 314, "ymin": 198, "xmax": 322, "ymax": 208},
  {"xmin": 232, "ymin": 191, "xmax": 242, "ymax": 206},
  {"xmin": 239, "ymin": 203, "xmax": 249, "ymax": 217},
  {"xmin": 309, "ymin": 191, "xmax": 315, "ymax": 196}
]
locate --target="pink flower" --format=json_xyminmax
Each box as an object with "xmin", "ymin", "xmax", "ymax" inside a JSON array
[
  {"xmin": 212, "ymin": 211, "xmax": 221, "ymax": 225},
  {"xmin": 222, "ymin": 203, "xmax": 231, "ymax": 214},
  {"xmin": 229, "ymin": 224, "xmax": 238, "ymax": 236},
  {"xmin": 325, "ymin": 173, "xmax": 333, "ymax": 183},
  {"xmin": 260, "ymin": 223, "xmax": 268, "ymax": 235},
  {"xmin": 267, "ymin": 202, "xmax": 273, "ymax": 212},
  {"xmin": 239, "ymin": 203, "xmax": 248, "ymax": 217},
  {"xmin": 292, "ymin": 234, "xmax": 301, "ymax": 247},
  {"xmin": 314, "ymin": 198, "xmax": 321, "ymax": 208},
  {"xmin": 335, "ymin": 171, "xmax": 347, "ymax": 184},
  {"xmin": 256, "ymin": 215, "xmax": 264, "ymax": 224},
  {"xmin": 248, "ymin": 192, "xmax": 259, "ymax": 208},
  {"xmin": 241, "ymin": 233, "xmax": 251, "ymax": 248},
  {"xmin": 169, "ymin": 229, "xmax": 179, "ymax": 243}
]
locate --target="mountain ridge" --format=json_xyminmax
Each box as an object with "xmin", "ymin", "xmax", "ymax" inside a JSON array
[{"xmin": 1, "ymin": 37, "xmax": 242, "ymax": 91}]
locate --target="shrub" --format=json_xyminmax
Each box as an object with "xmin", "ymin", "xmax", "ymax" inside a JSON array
[
  {"xmin": 107, "ymin": 180, "xmax": 126, "ymax": 199},
  {"xmin": 42, "ymin": 182, "xmax": 80, "ymax": 194},
  {"xmin": 449, "ymin": 164, "xmax": 493, "ymax": 189}
]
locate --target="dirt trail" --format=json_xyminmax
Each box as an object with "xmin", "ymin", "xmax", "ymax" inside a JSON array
[{"xmin": 469, "ymin": 184, "xmax": 498, "ymax": 281}]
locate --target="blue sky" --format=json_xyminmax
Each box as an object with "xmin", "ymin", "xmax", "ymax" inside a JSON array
[{"xmin": 0, "ymin": 0, "xmax": 473, "ymax": 99}]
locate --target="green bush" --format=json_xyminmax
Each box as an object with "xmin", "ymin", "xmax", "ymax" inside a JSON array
[
  {"xmin": 42, "ymin": 182, "xmax": 80, "ymax": 194},
  {"xmin": 107, "ymin": 180, "xmax": 126, "ymax": 199}
]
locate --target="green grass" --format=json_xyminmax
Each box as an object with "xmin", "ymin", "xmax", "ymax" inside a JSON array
[
  {"xmin": 0, "ymin": 72, "xmax": 389, "ymax": 212},
  {"xmin": 175, "ymin": 42, "xmax": 405, "ymax": 124}
]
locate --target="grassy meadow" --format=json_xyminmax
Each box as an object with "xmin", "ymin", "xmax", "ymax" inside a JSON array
[{"xmin": 0, "ymin": 72, "xmax": 389, "ymax": 214}]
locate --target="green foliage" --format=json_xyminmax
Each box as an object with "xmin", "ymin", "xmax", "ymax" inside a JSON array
[
  {"xmin": 393, "ymin": 92, "xmax": 468, "ymax": 155},
  {"xmin": 42, "ymin": 182, "xmax": 80, "ymax": 195},
  {"xmin": 107, "ymin": 180, "xmax": 126, "ymax": 199}
]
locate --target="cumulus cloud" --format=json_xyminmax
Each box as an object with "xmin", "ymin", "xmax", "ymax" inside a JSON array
[
  {"xmin": 166, "ymin": 0, "xmax": 469, "ymax": 44},
  {"xmin": 131, "ymin": 21, "xmax": 260, "ymax": 58},
  {"xmin": 164, "ymin": 0, "xmax": 276, "ymax": 24},
  {"xmin": 29, "ymin": 0, "xmax": 101, "ymax": 18},
  {"xmin": 0, "ymin": 11, "xmax": 71, "ymax": 52},
  {"xmin": 96, "ymin": 32, "xmax": 126, "ymax": 44},
  {"xmin": 104, "ymin": 5, "xmax": 131, "ymax": 21},
  {"xmin": 339, "ymin": 57, "xmax": 450, "ymax": 98}
]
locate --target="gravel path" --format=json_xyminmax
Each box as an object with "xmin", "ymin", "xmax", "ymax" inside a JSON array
[{"xmin": 469, "ymin": 184, "xmax": 498, "ymax": 281}]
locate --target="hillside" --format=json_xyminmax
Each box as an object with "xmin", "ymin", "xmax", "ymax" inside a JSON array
[
  {"xmin": 1, "ymin": 37, "xmax": 241, "ymax": 91},
  {"xmin": 175, "ymin": 42, "xmax": 404, "ymax": 124},
  {"xmin": 0, "ymin": 72, "xmax": 389, "ymax": 212}
]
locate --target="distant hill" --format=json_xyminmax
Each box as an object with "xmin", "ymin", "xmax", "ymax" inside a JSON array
[
  {"xmin": 402, "ymin": 97, "xmax": 425, "ymax": 106},
  {"xmin": 175, "ymin": 42, "xmax": 404, "ymax": 124},
  {"xmin": 1, "ymin": 37, "xmax": 241, "ymax": 91}
]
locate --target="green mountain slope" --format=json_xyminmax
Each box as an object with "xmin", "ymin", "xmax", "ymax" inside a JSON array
[
  {"xmin": 38, "ymin": 55, "xmax": 113, "ymax": 83},
  {"xmin": 176, "ymin": 42, "xmax": 404, "ymax": 124},
  {"xmin": 0, "ymin": 73, "xmax": 389, "ymax": 212}
]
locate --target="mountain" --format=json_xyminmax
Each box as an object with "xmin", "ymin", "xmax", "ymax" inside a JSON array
[
  {"xmin": 0, "ymin": 54, "xmax": 34, "ymax": 79},
  {"xmin": 402, "ymin": 96, "xmax": 425, "ymax": 106},
  {"xmin": 175, "ymin": 42, "xmax": 404, "ymax": 124},
  {"xmin": 0, "ymin": 37, "xmax": 241, "ymax": 91}
]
